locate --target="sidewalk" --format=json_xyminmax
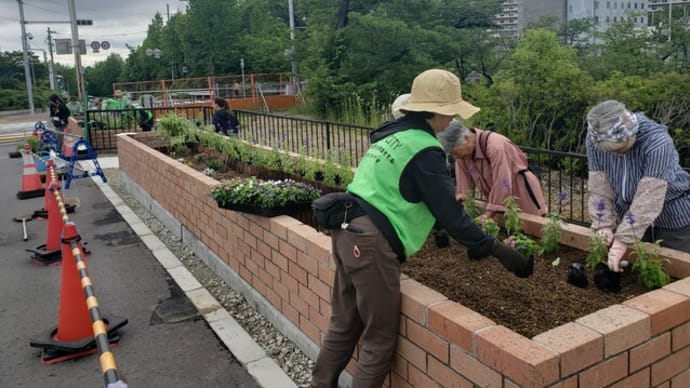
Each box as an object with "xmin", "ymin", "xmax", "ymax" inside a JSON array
[{"xmin": 0, "ymin": 143, "xmax": 294, "ymax": 387}]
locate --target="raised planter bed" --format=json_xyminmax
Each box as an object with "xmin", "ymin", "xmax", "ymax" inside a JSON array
[{"xmin": 117, "ymin": 133, "xmax": 690, "ymax": 388}]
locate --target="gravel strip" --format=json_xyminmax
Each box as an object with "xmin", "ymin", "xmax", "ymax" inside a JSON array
[{"xmin": 102, "ymin": 169, "xmax": 315, "ymax": 387}]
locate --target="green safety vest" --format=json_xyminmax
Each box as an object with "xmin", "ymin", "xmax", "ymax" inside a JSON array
[{"xmin": 348, "ymin": 129, "xmax": 442, "ymax": 257}]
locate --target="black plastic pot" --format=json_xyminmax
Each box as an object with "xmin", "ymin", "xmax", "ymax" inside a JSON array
[{"xmin": 434, "ymin": 234, "xmax": 450, "ymax": 248}]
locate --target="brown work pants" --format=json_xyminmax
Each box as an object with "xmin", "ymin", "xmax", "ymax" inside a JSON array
[{"xmin": 310, "ymin": 216, "xmax": 401, "ymax": 388}]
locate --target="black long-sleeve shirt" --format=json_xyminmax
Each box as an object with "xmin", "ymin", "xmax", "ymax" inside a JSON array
[{"xmin": 354, "ymin": 116, "xmax": 494, "ymax": 261}]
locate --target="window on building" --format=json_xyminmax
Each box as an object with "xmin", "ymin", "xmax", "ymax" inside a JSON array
[
  {"xmin": 594, "ymin": 1, "xmax": 599, "ymax": 9},
  {"xmin": 606, "ymin": 15, "xmax": 610, "ymax": 22},
  {"xmin": 594, "ymin": 15, "xmax": 599, "ymax": 23},
  {"xmin": 628, "ymin": 2, "xmax": 631, "ymax": 8},
  {"xmin": 614, "ymin": 16, "xmax": 618, "ymax": 21},
  {"xmin": 641, "ymin": 16, "xmax": 644, "ymax": 23},
  {"xmin": 641, "ymin": 3, "xmax": 644, "ymax": 9},
  {"xmin": 614, "ymin": 2, "xmax": 617, "ymax": 8},
  {"xmin": 607, "ymin": 1, "xmax": 611, "ymax": 8},
  {"xmin": 634, "ymin": 2, "xmax": 637, "ymax": 9}
]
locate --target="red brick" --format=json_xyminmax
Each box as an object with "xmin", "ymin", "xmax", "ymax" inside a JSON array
[
  {"xmin": 397, "ymin": 337, "xmax": 427, "ymax": 372},
  {"xmin": 289, "ymin": 261, "xmax": 308, "ymax": 285},
  {"xmin": 625, "ymin": 289, "xmax": 690, "ymax": 335},
  {"xmin": 630, "ymin": 333, "xmax": 671, "ymax": 371},
  {"xmin": 290, "ymin": 292, "xmax": 309, "ymax": 318},
  {"xmin": 272, "ymin": 251, "xmax": 289, "ymax": 271},
  {"xmin": 450, "ymin": 345, "xmax": 501, "ymax": 388},
  {"xmin": 299, "ymin": 283, "xmax": 319, "ymax": 309},
  {"xmin": 578, "ymin": 352, "xmax": 628, "ymax": 387},
  {"xmin": 279, "ymin": 239, "xmax": 298, "ymax": 262},
  {"xmin": 318, "ymin": 259, "xmax": 334, "ymax": 287},
  {"xmin": 308, "ymin": 305, "xmax": 329, "ymax": 332},
  {"xmin": 319, "ymin": 297, "xmax": 332, "ymax": 317},
  {"xmin": 287, "ymin": 224, "xmax": 319, "ymax": 253},
  {"xmin": 281, "ymin": 270, "xmax": 299, "ymax": 293},
  {"xmin": 656, "ymin": 382, "xmax": 670, "ymax": 388},
  {"xmin": 256, "ymin": 239, "xmax": 271, "ymax": 259},
  {"xmin": 270, "ymin": 215, "xmax": 302, "ymax": 239},
  {"xmin": 651, "ymin": 347, "xmax": 690, "ymax": 386},
  {"xmin": 547, "ymin": 375, "xmax": 578, "ymax": 388},
  {"xmin": 664, "ymin": 277, "xmax": 690, "ymax": 296},
  {"xmin": 305, "ymin": 232, "xmax": 332, "ymax": 263},
  {"xmin": 390, "ymin": 371, "xmax": 413, "ymax": 388},
  {"xmin": 400, "ymin": 279, "xmax": 447, "ymax": 325},
  {"xmin": 576, "ymin": 304, "xmax": 650, "ymax": 357},
  {"xmin": 608, "ymin": 367, "xmax": 650, "ymax": 388},
  {"xmin": 406, "ymin": 319, "xmax": 449, "ymax": 363},
  {"xmin": 407, "ymin": 364, "xmax": 441, "ymax": 388},
  {"xmin": 672, "ymin": 322, "xmax": 690, "ymax": 351},
  {"xmin": 264, "ymin": 259, "xmax": 280, "ymax": 280},
  {"xmin": 297, "ymin": 251, "xmax": 318, "ymax": 274},
  {"xmin": 308, "ymin": 273, "xmax": 331, "ymax": 301},
  {"xmin": 671, "ymin": 369, "xmax": 690, "ymax": 387},
  {"xmin": 533, "ymin": 322, "xmax": 603, "ymax": 376},
  {"xmin": 299, "ymin": 314, "xmax": 321, "ymax": 344},
  {"xmin": 265, "ymin": 287, "xmax": 280, "ymax": 309},
  {"xmin": 392, "ymin": 354, "xmax": 409, "ymax": 380},
  {"xmin": 281, "ymin": 299, "xmax": 299, "ymax": 325},
  {"xmin": 427, "ymin": 356, "xmax": 472, "ymax": 388},
  {"xmin": 428, "ymin": 301, "xmax": 494, "ymax": 352},
  {"xmin": 476, "ymin": 326, "xmax": 559, "ymax": 387}
]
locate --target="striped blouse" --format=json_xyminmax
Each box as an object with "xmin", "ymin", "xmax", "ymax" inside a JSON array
[{"xmin": 586, "ymin": 113, "xmax": 690, "ymax": 230}]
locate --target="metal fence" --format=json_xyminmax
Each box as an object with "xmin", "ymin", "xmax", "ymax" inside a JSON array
[
  {"xmin": 85, "ymin": 105, "xmax": 213, "ymax": 150},
  {"xmin": 236, "ymin": 110, "xmax": 593, "ymax": 225}
]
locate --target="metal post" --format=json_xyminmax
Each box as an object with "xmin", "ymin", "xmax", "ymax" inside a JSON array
[
  {"xmin": 68, "ymin": 0, "xmax": 84, "ymax": 101},
  {"xmin": 17, "ymin": 0, "xmax": 35, "ymax": 114},
  {"xmin": 47, "ymin": 28, "xmax": 56, "ymax": 90},
  {"xmin": 669, "ymin": 0, "xmax": 673, "ymax": 42},
  {"xmin": 288, "ymin": 0, "xmax": 297, "ymax": 95},
  {"xmin": 240, "ymin": 58, "xmax": 246, "ymax": 98}
]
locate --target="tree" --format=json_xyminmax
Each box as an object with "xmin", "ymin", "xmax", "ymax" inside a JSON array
[{"xmin": 84, "ymin": 54, "xmax": 125, "ymax": 97}]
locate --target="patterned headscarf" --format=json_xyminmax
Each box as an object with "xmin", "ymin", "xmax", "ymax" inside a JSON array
[{"xmin": 586, "ymin": 100, "xmax": 639, "ymax": 145}]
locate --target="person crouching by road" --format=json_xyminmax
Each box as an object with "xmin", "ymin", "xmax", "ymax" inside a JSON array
[
  {"xmin": 48, "ymin": 94, "xmax": 70, "ymax": 131},
  {"xmin": 586, "ymin": 100, "xmax": 690, "ymax": 273},
  {"xmin": 212, "ymin": 97, "xmax": 240, "ymax": 136},
  {"xmin": 436, "ymin": 121, "xmax": 547, "ymax": 219},
  {"xmin": 309, "ymin": 69, "xmax": 534, "ymax": 388}
]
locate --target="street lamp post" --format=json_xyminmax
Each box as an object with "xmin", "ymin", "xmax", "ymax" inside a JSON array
[
  {"xmin": 146, "ymin": 47, "xmax": 175, "ymax": 81},
  {"xmin": 17, "ymin": 0, "xmax": 35, "ymax": 114}
]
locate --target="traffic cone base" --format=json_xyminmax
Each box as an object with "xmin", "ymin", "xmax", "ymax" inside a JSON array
[
  {"xmin": 26, "ymin": 245, "xmax": 62, "ymax": 266},
  {"xmin": 30, "ymin": 314, "xmax": 127, "ymax": 365},
  {"xmin": 32, "ymin": 203, "xmax": 76, "ymax": 219},
  {"xmin": 17, "ymin": 188, "xmax": 44, "ymax": 200}
]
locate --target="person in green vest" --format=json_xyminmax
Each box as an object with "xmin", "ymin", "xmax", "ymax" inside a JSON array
[
  {"xmin": 101, "ymin": 89, "xmax": 128, "ymax": 110},
  {"xmin": 65, "ymin": 96, "xmax": 83, "ymax": 116},
  {"xmin": 310, "ymin": 69, "xmax": 534, "ymax": 388},
  {"xmin": 129, "ymin": 103, "xmax": 155, "ymax": 132}
]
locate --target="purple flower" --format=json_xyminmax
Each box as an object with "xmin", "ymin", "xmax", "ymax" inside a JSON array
[
  {"xmin": 596, "ymin": 199, "xmax": 606, "ymax": 219},
  {"xmin": 625, "ymin": 211, "xmax": 636, "ymax": 226},
  {"xmin": 558, "ymin": 191, "xmax": 568, "ymax": 203}
]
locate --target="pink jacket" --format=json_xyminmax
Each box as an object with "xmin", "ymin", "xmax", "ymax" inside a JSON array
[{"xmin": 455, "ymin": 130, "xmax": 547, "ymax": 216}]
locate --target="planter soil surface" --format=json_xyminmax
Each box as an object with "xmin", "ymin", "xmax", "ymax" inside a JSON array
[
  {"xmin": 167, "ymin": 142, "xmax": 655, "ymax": 339},
  {"xmin": 404, "ymin": 238, "xmax": 651, "ymax": 338}
]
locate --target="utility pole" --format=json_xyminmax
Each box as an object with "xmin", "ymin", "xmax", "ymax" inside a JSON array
[
  {"xmin": 67, "ymin": 0, "xmax": 84, "ymax": 101},
  {"xmin": 668, "ymin": 0, "xmax": 673, "ymax": 43},
  {"xmin": 17, "ymin": 0, "xmax": 35, "ymax": 114},
  {"xmin": 288, "ymin": 0, "xmax": 297, "ymax": 95},
  {"xmin": 46, "ymin": 27, "xmax": 57, "ymax": 90}
]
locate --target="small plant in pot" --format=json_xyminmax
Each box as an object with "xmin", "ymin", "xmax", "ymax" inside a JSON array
[{"xmin": 433, "ymin": 228, "xmax": 450, "ymax": 248}]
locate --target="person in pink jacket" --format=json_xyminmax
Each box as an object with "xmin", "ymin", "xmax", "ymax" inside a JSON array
[{"xmin": 437, "ymin": 121, "xmax": 547, "ymax": 219}]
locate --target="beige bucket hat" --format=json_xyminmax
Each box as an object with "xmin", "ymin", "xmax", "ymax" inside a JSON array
[{"xmin": 400, "ymin": 69, "xmax": 480, "ymax": 119}]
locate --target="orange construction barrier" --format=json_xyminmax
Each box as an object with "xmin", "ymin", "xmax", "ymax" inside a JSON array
[
  {"xmin": 29, "ymin": 222, "xmax": 127, "ymax": 364},
  {"xmin": 26, "ymin": 181, "xmax": 63, "ymax": 266},
  {"xmin": 16, "ymin": 144, "xmax": 45, "ymax": 199}
]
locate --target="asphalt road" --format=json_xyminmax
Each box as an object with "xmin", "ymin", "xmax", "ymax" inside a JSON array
[{"xmin": 0, "ymin": 141, "xmax": 258, "ymax": 388}]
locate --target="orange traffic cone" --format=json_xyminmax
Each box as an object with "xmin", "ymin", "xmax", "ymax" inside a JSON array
[
  {"xmin": 29, "ymin": 222, "xmax": 128, "ymax": 364},
  {"xmin": 16, "ymin": 143, "xmax": 45, "ymax": 199},
  {"xmin": 32, "ymin": 160, "xmax": 76, "ymax": 219},
  {"xmin": 27, "ymin": 181, "xmax": 63, "ymax": 266}
]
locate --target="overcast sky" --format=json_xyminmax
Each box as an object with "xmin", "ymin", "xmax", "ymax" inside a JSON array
[{"xmin": 1, "ymin": 0, "xmax": 189, "ymax": 67}]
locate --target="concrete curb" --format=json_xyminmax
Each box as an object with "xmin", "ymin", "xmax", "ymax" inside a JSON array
[{"xmin": 88, "ymin": 162, "xmax": 298, "ymax": 388}]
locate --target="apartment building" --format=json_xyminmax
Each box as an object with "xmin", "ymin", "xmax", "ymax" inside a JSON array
[{"xmin": 648, "ymin": 0, "xmax": 690, "ymax": 11}]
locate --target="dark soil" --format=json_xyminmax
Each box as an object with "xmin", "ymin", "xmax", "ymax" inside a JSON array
[
  {"xmin": 403, "ymin": 237, "xmax": 651, "ymax": 338},
  {"xmin": 166, "ymin": 142, "xmax": 655, "ymax": 339}
]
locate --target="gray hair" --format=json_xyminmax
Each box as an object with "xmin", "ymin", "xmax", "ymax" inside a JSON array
[
  {"xmin": 587, "ymin": 100, "xmax": 639, "ymax": 152},
  {"xmin": 391, "ymin": 93, "xmax": 410, "ymax": 119},
  {"xmin": 436, "ymin": 120, "xmax": 470, "ymax": 154}
]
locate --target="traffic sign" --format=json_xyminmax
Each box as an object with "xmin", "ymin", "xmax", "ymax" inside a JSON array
[
  {"xmin": 101, "ymin": 41, "xmax": 110, "ymax": 50},
  {"xmin": 76, "ymin": 19, "xmax": 93, "ymax": 26},
  {"xmin": 90, "ymin": 41, "xmax": 101, "ymax": 50}
]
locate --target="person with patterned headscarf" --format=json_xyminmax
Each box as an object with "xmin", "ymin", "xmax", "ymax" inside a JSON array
[{"xmin": 586, "ymin": 100, "xmax": 690, "ymax": 272}]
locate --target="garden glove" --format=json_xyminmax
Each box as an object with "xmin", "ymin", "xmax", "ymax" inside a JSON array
[
  {"xmin": 489, "ymin": 240, "xmax": 534, "ymax": 278},
  {"xmin": 595, "ymin": 227, "xmax": 614, "ymax": 247},
  {"xmin": 607, "ymin": 239, "xmax": 627, "ymax": 273}
]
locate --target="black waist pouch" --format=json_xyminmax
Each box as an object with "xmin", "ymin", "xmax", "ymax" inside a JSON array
[{"xmin": 312, "ymin": 192, "xmax": 365, "ymax": 231}]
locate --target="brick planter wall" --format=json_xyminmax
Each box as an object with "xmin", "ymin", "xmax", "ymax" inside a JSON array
[{"xmin": 117, "ymin": 134, "xmax": 690, "ymax": 388}]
